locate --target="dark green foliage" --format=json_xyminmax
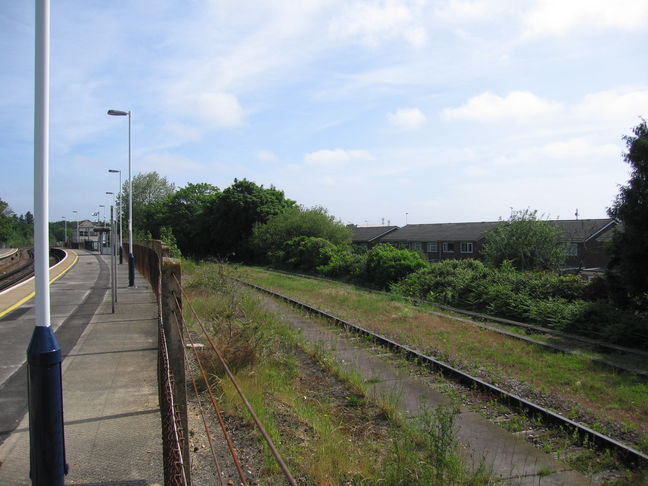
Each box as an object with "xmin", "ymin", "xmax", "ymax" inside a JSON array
[
  {"xmin": 482, "ymin": 209, "xmax": 566, "ymax": 271},
  {"xmin": 318, "ymin": 247, "xmax": 367, "ymax": 280},
  {"xmin": 0, "ymin": 197, "xmax": 33, "ymax": 247},
  {"xmin": 607, "ymin": 120, "xmax": 648, "ymax": 306},
  {"xmin": 120, "ymin": 171, "xmax": 176, "ymax": 237},
  {"xmin": 159, "ymin": 226, "xmax": 182, "ymax": 258},
  {"xmin": 391, "ymin": 259, "xmax": 647, "ymax": 347},
  {"xmin": 202, "ymin": 179, "xmax": 295, "ymax": 259},
  {"xmin": 161, "ymin": 182, "xmax": 220, "ymax": 256},
  {"xmin": 250, "ymin": 206, "xmax": 351, "ymax": 262},
  {"xmin": 279, "ymin": 236, "xmax": 335, "ymax": 272},
  {"xmin": 365, "ymin": 243, "xmax": 427, "ymax": 289}
]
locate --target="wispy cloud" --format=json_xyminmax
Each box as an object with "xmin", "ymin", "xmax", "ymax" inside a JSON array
[
  {"xmin": 523, "ymin": 0, "xmax": 648, "ymax": 37},
  {"xmin": 304, "ymin": 149, "xmax": 373, "ymax": 167}
]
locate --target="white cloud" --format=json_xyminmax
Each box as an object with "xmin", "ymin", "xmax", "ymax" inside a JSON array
[
  {"xmin": 304, "ymin": 149, "xmax": 373, "ymax": 167},
  {"xmin": 523, "ymin": 0, "xmax": 648, "ymax": 37},
  {"xmin": 330, "ymin": 0, "xmax": 427, "ymax": 47},
  {"xmin": 180, "ymin": 91, "xmax": 244, "ymax": 127},
  {"xmin": 387, "ymin": 107, "xmax": 427, "ymax": 129},
  {"xmin": 257, "ymin": 150, "xmax": 279, "ymax": 162},
  {"xmin": 574, "ymin": 89, "xmax": 648, "ymax": 124},
  {"xmin": 139, "ymin": 152, "xmax": 204, "ymax": 176},
  {"xmin": 442, "ymin": 91, "xmax": 563, "ymax": 121}
]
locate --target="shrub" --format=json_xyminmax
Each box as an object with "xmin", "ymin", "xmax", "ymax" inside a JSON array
[{"xmin": 364, "ymin": 244, "xmax": 427, "ymax": 289}]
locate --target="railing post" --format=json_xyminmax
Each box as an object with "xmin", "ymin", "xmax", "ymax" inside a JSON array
[{"xmin": 161, "ymin": 257, "xmax": 189, "ymax": 485}]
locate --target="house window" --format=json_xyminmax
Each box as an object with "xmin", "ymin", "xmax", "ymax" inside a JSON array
[
  {"xmin": 460, "ymin": 242, "xmax": 473, "ymax": 253},
  {"xmin": 427, "ymin": 242, "xmax": 438, "ymax": 252},
  {"xmin": 411, "ymin": 242, "xmax": 422, "ymax": 251},
  {"xmin": 442, "ymin": 242, "xmax": 455, "ymax": 253},
  {"xmin": 566, "ymin": 243, "xmax": 578, "ymax": 257}
]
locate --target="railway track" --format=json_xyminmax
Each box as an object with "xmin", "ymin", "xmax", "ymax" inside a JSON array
[
  {"xmin": 236, "ymin": 277, "xmax": 648, "ymax": 469},
  {"xmin": 264, "ymin": 268, "xmax": 648, "ymax": 377},
  {"xmin": 0, "ymin": 248, "xmax": 66, "ymax": 292}
]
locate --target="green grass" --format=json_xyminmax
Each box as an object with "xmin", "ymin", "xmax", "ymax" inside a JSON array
[
  {"xmin": 236, "ymin": 265, "xmax": 648, "ymax": 448},
  {"xmin": 184, "ymin": 261, "xmax": 492, "ymax": 485}
]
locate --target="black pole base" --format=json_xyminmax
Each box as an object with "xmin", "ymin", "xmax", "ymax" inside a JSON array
[
  {"xmin": 119, "ymin": 246, "xmax": 123, "ymax": 265},
  {"xmin": 27, "ymin": 326, "xmax": 67, "ymax": 486},
  {"xmin": 128, "ymin": 253, "xmax": 135, "ymax": 287}
]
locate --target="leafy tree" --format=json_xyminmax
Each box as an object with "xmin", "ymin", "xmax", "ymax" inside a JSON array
[
  {"xmin": 202, "ymin": 179, "xmax": 295, "ymax": 258},
  {"xmin": 161, "ymin": 182, "xmax": 220, "ymax": 256},
  {"xmin": 365, "ymin": 243, "xmax": 427, "ymax": 289},
  {"xmin": 607, "ymin": 119, "xmax": 648, "ymax": 304},
  {"xmin": 0, "ymin": 197, "xmax": 13, "ymax": 245},
  {"xmin": 250, "ymin": 205, "xmax": 351, "ymax": 262},
  {"xmin": 482, "ymin": 209, "xmax": 565, "ymax": 271},
  {"xmin": 120, "ymin": 171, "xmax": 176, "ymax": 235}
]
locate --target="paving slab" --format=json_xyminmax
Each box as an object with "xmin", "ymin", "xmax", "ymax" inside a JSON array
[{"xmin": 0, "ymin": 255, "xmax": 163, "ymax": 486}]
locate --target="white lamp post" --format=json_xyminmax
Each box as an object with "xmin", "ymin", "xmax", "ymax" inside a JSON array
[
  {"xmin": 72, "ymin": 209, "xmax": 79, "ymax": 246},
  {"xmin": 28, "ymin": 2, "xmax": 67, "ymax": 483},
  {"xmin": 108, "ymin": 169, "xmax": 123, "ymax": 264},
  {"xmin": 107, "ymin": 109, "xmax": 134, "ymax": 286}
]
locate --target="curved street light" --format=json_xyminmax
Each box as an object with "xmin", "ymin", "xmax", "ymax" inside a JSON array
[{"xmin": 107, "ymin": 109, "xmax": 134, "ymax": 286}]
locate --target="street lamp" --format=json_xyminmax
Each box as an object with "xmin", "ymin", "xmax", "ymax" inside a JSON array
[
  {"xmin": 108, "ymin": 169, "xmax": 123, "ymax": 264},
  {"xmin": 72, "ymin": 210, "xmax": 79, "ymax": 247},
  {"xmin": 107, "ymin": 109, "xmax": 134, "ymax": 286},
  {"xmin": 62, "ymin": 216, "xmax": 66, "ymax": 246}
]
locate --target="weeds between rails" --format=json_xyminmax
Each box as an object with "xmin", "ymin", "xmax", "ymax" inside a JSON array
[
  {"xmin": 231, "ymin": 270, "xmax": 648, "ymax": 474},
  {"xmin": 237, "ymin": 266, "xmax": 648, "ymax": 448},
  {"xmin": 184, "ymin": 262, "xmax": 493, "ymax": 486}
]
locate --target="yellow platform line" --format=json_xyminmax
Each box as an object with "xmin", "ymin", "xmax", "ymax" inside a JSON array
[{"xmin": 0, "ymin": 250, "xmax": 79, "ymax": 319}]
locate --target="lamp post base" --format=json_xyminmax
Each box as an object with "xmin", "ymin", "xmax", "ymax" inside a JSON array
[
  {"xmin": 128, "ymin": 253, "xmax": 135, "ymax": 287},
  {"xmin": 27, "ymin": 326, "xmax": 67, "ymax": 486}
]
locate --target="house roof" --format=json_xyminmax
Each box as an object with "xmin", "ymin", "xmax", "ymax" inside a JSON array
[
  {"xmin": 350, "ymin": 225, "xmax": 399, "ymax": 243},
  {"xmin": 553, "ymin": 219, "xmax": 616, "ymax": 242},
  {"xmin": 378, "ymin": 218, "xmax": 617, "ymax": 243},
  {"xmin": 380, "ymin": 222, "xmax": 500, "ymax": 242}
]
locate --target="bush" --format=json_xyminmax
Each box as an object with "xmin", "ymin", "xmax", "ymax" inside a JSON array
[
  {"xmin": 282, "ymin": 236, "xmax": 336, "ymax": 273},
  {"xmin": 364, "ymin": 244, "xmax": 427, "ymax": 289},
  {"xmin": 317, "ymin": 246, "xmax": 366, "ymax": 280}
]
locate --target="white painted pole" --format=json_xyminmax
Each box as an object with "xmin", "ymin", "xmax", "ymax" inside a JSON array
[
  {"xmin": 34, "ymin": 0, "xmax": 50, "ymax": 330},
  {"xmin": 128, "ymin": 111, "xmax": 134, "ymax": 286},
  {"xmin": 28, "ymin": 2, "xmax": 67, "ymax": 484}
]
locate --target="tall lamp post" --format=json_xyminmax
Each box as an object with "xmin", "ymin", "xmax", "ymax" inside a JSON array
[
  {"xmin": 72, "ymin": 209, "xmax": 79, "ymax": 247},
  {"xmin": 28, "ymin": 1, "xmax": 67, "ymax": 484},
  {"xmin": 107, "ymin": 109, "xmax": 134, "ymax": 286},
  {"xmin": 108, "ymin": 169, "xmax": 123, "ymax": 264}
]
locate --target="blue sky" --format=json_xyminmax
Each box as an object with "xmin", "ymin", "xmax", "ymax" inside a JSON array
[{"xmin": 1, "ymin": 1, "xmax": 647, "ymax": 227}]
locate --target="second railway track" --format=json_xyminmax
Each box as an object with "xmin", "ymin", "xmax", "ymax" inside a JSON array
[{"xmin": 236, "ymin": 277, "xmax": 648, "ymax": 470}]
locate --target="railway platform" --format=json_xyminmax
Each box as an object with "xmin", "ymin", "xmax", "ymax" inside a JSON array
[{"xmin": 0, "ymin": 250, "xmax": 163, "ymax": 485}]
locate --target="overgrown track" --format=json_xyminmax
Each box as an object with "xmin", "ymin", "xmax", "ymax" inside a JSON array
[
  {"xmin": 0, "ymin": 248, "xmax": 66, "ymax": 292},
  {"xmin": 236, "ymin": 277, "xmax": 648, "ymax": 469},
  {"xmin": 266, "ymin": 268, "xmax": 648, "ymax": 377}
]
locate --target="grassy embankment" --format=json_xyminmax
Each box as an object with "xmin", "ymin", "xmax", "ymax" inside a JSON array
[
  {"xmin": 182, "ymin": 261, "xmax": 491, "ymax": 486},
  {"xmin": 236, "ymin": 265, "xmax": 648, "ymax": 453}
]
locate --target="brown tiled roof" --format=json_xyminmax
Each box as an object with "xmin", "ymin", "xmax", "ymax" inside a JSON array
[{"xmin": 351, "ymin": 225, "xmax": 399, "ymax": 243}]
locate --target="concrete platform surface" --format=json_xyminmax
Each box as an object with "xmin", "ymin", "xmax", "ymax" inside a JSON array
[{"xmin": 0, "ymin": 254, "xmax": 163, "ymax": 485}]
